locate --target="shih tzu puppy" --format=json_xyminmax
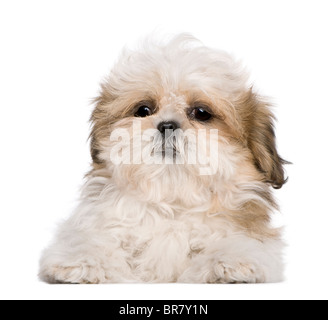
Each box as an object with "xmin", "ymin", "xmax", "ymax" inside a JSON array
[{"xmin": 39, "ymin": 34, "xmax": 287, "ymax": 284}]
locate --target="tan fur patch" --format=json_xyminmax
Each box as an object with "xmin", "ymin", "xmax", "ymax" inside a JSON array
[{"xmin": 235, "ymin": 89, "xmax": 288, "ymax": 189}]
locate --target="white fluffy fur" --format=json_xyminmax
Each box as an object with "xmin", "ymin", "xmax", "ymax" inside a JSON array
[{"xmin": 39, "ymin": 35, "xmax": 284, "ymax": 284}]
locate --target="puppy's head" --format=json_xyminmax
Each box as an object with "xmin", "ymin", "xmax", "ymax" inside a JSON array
[{"xmin": 90, "ymin": 35, "xmax": 287, "ymax": 199}]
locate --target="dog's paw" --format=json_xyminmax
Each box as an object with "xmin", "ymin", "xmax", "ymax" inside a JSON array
[
  {"xmin": 210, "ymin": 261, "xmax": 263, "ymax": 283},
  {"xmin": 39, "ymin": 263, "xmax": 110, "ymax": 284},
  {"xmin": 179, "ymin": 260, "xmax": 264, "ymax": 284}
]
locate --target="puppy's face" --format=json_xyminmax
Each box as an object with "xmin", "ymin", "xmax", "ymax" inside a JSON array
[{"xmin": 90, "ymin": 35, "xmax": 286, "ymax": 200}]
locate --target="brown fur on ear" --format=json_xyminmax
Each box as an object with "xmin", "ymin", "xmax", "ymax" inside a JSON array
[
  {"xmin": 237, "ymin": 89, "xmax": 288, "ymax": 189},
  {"xmin": 89, "ymin": 84, "xmax": 115, "ymax": 168}
]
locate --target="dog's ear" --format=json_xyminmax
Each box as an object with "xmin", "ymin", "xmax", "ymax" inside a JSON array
[
  {"xmin": 89, "ymin": 84, "xmax": 114, "ymax": 166},
  {"xmin": 237, "ymin": 90, "xmax": 288, "ymax": 189}
]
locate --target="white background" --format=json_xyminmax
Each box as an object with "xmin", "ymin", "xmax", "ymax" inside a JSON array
[{"xmin": 0, "ymin": 0, "xmax": 327, "ymax": 300}]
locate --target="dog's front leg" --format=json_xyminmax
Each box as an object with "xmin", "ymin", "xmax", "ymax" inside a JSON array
[
  {"xmin": 178, "ymin": 234, "xmax": 284, "ymax": 284},
  {"xmin": 39, "ymin": 211, "xmax": 135, "ymax": 284}
]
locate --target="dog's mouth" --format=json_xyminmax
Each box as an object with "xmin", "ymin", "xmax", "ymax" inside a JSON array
[
  {"xmin": 161, "ymin": 146, "xmax": 178, "ymax": 157},
  {"xmin": 152, "ymin": 145, "xmax": 179, "ymax": 157},
  {"xmin": 149, "ymin": 141, "xmax": 182, "ymax": 162},
  {"xmin": 145, "ymin": 130, "xmax": 188, "ymax": 163}
]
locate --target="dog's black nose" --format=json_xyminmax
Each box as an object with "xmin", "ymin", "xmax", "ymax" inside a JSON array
[{"xmin": 157, "ymin": 121, "xmax": 179, "ymax": 134}]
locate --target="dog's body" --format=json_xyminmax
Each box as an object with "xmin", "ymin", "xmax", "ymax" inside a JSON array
[{"xmin": 40, "ymin": 35, "xmax": 287, "ymax": 284}]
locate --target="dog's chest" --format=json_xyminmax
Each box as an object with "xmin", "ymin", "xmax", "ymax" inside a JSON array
[{"xmin": 117, "ymin": 215, "xmax": 216, "ymax": 281}]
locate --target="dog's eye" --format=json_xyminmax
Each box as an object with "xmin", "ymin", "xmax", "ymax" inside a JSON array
[
  {"xmin": 191, "ymin": 107, "xmax": 212, "ymax": 122},
  {"xmin": 135, "ymin": 105, "xmax": 153, "ymax": 118}
]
